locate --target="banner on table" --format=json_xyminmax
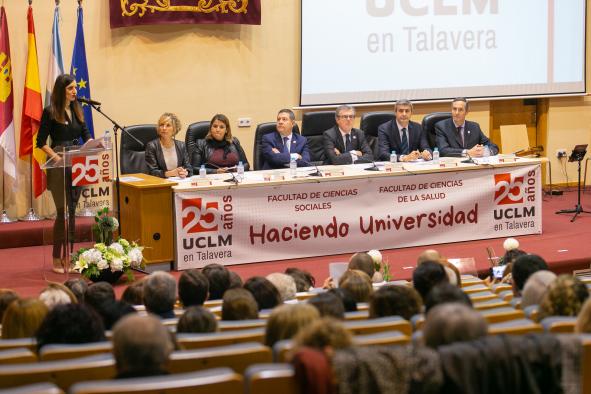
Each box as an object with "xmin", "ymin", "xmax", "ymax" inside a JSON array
[
  {"xmin": 174, "ymin": 165, "xmax": 542, "ymax": 270},
  {"xmin": 110, "ymin": 0, "xmax": 261, "ymax": 28}
]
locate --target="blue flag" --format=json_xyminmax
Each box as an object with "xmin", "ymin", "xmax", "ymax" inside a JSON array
[{"xmin": 70, "ymin": 4, "xmax": 94, "ymax": 137}]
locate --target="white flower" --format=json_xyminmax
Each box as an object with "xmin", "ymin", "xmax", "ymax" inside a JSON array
[
  {"xmin": 109, "ymin": 242, "xmax": 125, "ymax": 255},
  {"xmin": 367, "ymin": 249, "xmax": 383, "ymax": 265},
  {"xmin": 73, "ymin": 259, "xmax": 88, "ymax": 273},
  {"xmin": 503, "ymin": 238, "xmax": 519, "ymax": 251},
  {"xmin": 97, "ymin": 259, "xmax": 109, "ymax": 270},
  {"xmin": 128, "ymin": 248, "xmax": 143, "ymax": 268},
  {"xmin": 81, "ymin": 248, "xmax": 102, "ymax": 264},
  {"xmin": 110, "ymin": 257, "xmax": 124, "ymax": 271}
]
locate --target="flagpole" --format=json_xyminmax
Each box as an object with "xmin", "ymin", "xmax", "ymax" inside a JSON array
[
  {"xmin": 19, "ymin": 153, "xmax": 42, "ymax": 221},
  {"xmin": 0, "ymin": 151, "xmax": 15, "ymax": 223}
]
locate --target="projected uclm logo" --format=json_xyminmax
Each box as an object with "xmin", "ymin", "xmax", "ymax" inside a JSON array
[
  {"xmin": 494, "ymin": 173, "xmax": 524, "ymax": 205},
  {"xmin": 181, "ymin": 198, "xmax": 219, "ymax": 234}
]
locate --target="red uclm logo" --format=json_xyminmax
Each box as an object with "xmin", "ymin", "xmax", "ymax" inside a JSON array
[
  {"xmin": 71, "ymin": 156, "xmax": 100, "ymax": 186},
  {"xmin": 182, "ymin": 198, "xmax": 219, "ymax": 233},
  {"xmin": 494, "ymin": 173, "xmax": 524, "ymax": 205}
]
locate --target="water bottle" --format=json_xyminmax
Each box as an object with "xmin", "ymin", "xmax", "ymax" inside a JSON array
[
  {"xmin": 199, "ymin": 165, "xmax": 206, "ymax": 178},
  {"xmin": 289, "ymin": 154, "xmax": 298, "ymax": 178},
  {"xmin": 237, "ymin": 161, "xmax": 244, "ymax": 182},
  {"xmin": 432, "ymin": 147, "xmax": 440, "ymax": 166},
  {"xmin": 389, "ymin": 150, "xmax": 397, "ymax": 163},
  {"xmin": 483, "ymin": 145, "xmax": 491, "ymax": 163},
  {"xmin": 103, "ymin": 130, "xmax": 112, "ymax": 149}
]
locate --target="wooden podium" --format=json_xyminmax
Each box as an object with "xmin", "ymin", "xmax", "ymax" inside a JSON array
[{"xmin": 118, "ymin": 174, "xmax": 176, "ymax": 266}]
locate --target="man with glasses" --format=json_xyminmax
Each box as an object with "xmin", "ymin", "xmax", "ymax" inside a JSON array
[
  {"xmin": 378, "ymin": 99, "xmax": 432, "ymax": 162},
  {"xmin": 323, "ymin": 105, "xmax": 373, "ymax": 165},
  {"xmin": 262, "ymin": 108, "xmax": 311, "ymax": 169}
]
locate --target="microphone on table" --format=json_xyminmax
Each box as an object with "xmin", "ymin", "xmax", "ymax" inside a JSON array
[
  {"xmin": 298, "ymin": 160, "xmax": 323, "ymax": 177},
  {"xmin": 356, "ymin": 157, "xmax": 381, "ymax": 171},
  {"xmin": 461, "ymin": 153, "xmax": 476, "ymax": 164},
  {"xmin": 77, "ymin": 96, "xmax": 101, "ymax": 106},
  {"xmin": 205, "ymin": 162, "xmax": 239, "ymax": 184}
]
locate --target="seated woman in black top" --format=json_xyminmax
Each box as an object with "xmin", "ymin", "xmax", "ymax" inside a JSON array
[
  {"xmin": 145, "ymin": 113, "xmax": 192, "ymax": 178},
  {"xmin": 192, "ymin": 114, "xmax": 250, "ymax": 174},
  {"xmin": 37, "ymin": 74, "xmax": 92, "ymax": 273}
]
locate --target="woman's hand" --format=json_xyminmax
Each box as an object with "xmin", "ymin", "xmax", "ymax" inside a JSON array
[
  {"xmin": 216, "ymin": 168, "xmax": 227, "ymax": 174},
  {"xmin": 177, "ymin": 167, "xmax": 189, "ymax": 178}
]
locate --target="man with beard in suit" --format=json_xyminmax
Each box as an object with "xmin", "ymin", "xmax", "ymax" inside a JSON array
[{"xmin": 323, "ymin": 105, "xmax": 373, "ymax": 165}]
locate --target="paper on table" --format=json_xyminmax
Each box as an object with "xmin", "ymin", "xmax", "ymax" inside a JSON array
[
  {"xmin": 329, "ymin": 262, "xmax": 349, "ymax": 287},
  {"xmin": 119, "ymin": 176, "xmax": 144, "ymax": 182},
  {"xmin": 81, "ymin": 137, "xmax": 105, "ymax": 150}
]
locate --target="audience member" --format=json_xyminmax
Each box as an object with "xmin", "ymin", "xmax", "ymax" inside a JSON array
[
  {"xmin": 293, "ymin": 318, "xmax": 352, "ymax": 352},
  {"xmin": 63, "ymin": 278, "xmax": 88, "ymax": 304},
  {"xmin": 177, "ymin": 306, "xmax": 218, "ymax": 334},
  {"xmin": 221, "ymin": 288, "xmax": 258, "ymax": 320},
  {"xmin": 512, "ymin": 254, "xmax": 548, "ymax": 296},
  {"xmin": 423, "ymin": 303, "xmax": 487, "ymax": 348},
  {"xmin": 338, "ymin": 270, "xmax": 373, "ymax": 303},
  {"xmin": 0, "ymin": 289, "xmax": 18, "ymax": 323},
  {"xmin": 265, "ymin": 303, "xmax": 319, "ymax": 347},
  {"xmin": 143, "ymin": 271, "xmax": 177, "ymax": 319},
  {"xmin": 1, "ymin": 298, "xmax": 48, "ymax": 339},
  {"xmin": 348, "ymin": 252, "xmax": 375, "ymax": 281},
  {"xmin": 266, "ymin": 273, "xmax": 297, "ymax": 302},
  {"xmin": 538, "ymin": 275, "xmax": 588, "ymax": 320},
  {"xmin": 178, "ymin": 269, "xmax": 209, "ymax": 307},
  {"xmin": 417, "ymin": 249, "xmax": 441, "ymax": 265},
  {"xmin": 308, "ymin": 292, "xmax": 346, "ymax": 319},
  {"xmin": 97, "ymin": 300, "xmax": 137, "ymax": 330},
  {"xmin": 412, "ymin": 261, "xmax": 449, "ymax": 301},
  {"xmin": 520, "ymin": 270, "xmax": 557, "ymax": 309},
  {"xmin": 36, "ymin": 303, "xmax": 105, "ymax": 350},
  {"xmin": 243, "ymin": 276, "xmax": 282, "ymax": 310},
  {"xmin": 85, "ymin": 282, "xmax": 116, "ymax": 311},
  {"xmin": 576, "ymin": 298, "xmax": 591, "ymax": 333},
  {"xmin": 201, "ymin": 264, "xmax": 230, "ymax": 300},
  {"xmin": 369, "ymin": 285, "xmax": 422, "ymax": 320},
  {"xmin": 328, "ymin": 288, "xmax": 357, "ymax": 312},
  {"xmin": 285, "ymin": 268, "xmax": 315, "ymax": 292},
  {"xmin": 39, "ymin": 282, "xmax": 77, "ymax": 309},
  {"xmin": 366, "ymin": 250, "xmax": 385, "ymax": 283},
  {"xmin": 113, "ymin": 314, "xmax": 173, "ymax": 378},
  {"xmin": 424, "ymin": 283, "xmax": 472, "ymax": 313},
  {"xmin": 121, "ymin": 279, "xmax": 145, "ymax": 306},
  {"xmin": 228, "ymin": 271, "xmax": 243, "ymax": 289}
]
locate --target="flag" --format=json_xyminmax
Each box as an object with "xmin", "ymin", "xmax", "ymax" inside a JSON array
[
  {"xmin": 19, "ymin": 5, "xmax": 45, "ymax": 198},
  {"xmin": 71, "ymin": 3, "xmax": 94, "ymax": 138},
  {"xmin": 0, "ymin": 6, "xmax": 15, "ymax": 181},
  {"xmin": 45, "ymin": 4, "xmax": 64, "ymax": 106}
]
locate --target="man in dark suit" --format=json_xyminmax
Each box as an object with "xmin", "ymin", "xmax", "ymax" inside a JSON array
[
  {"xmin": 435, "ymin": 97, "xmax": 499, "ymax": 157},
  {"xmin": 377, "ymin": 99, "xmax": 432, "ymax": 162},
  {"xmin": 323, "ymin": 105, "xmax": 373, "ymax": 165},
  {"xmin": 261, "ymin": 109, "xmax": 311, "ymax": 169}
]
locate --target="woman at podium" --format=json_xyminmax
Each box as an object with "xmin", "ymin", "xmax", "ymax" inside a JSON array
[
  {"xmin": 191, "ymin": 114, "xmax": 250, "ymax": 174},
  {"xmin": 145, "ymin": 112, "xmax": 192, "ymax": 178},
  {"xmin": 37, "ymin": 74, "xmax": 92, "ymax": 273}
]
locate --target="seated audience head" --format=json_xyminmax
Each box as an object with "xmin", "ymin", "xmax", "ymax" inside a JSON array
[
  {"xmin": 143, "ymin": 271, "xmax": 177, "ymax": 318},
  {"xmin": 96, "ymin": 300, "xmax": 137, "ymax": 331},
  {"xmin": 348, "ymin": 252, "xmax": 375, "ymax": 280},
  {"xmin": 338, "ymin": 269, "xmax": 373, "ymax": 303},
  {"xmin": 1, "ymin": 298, "xmax": 48, "ymax": 339},
  {"xmin": 266, "ymin": 273, "xmax": 297, "ymax": 301},
  {"xmin": 178, "ymin": 269, "xmax": 209, "ymax": 307},
  {"xmin": 293, "ymin": 318, "xmax": 352, "ymax": 354},
  {"xmin": 276, "ymin": 109, "xmax": 296, "ymax": 137},
  {"xmin": 521, "ymin": 270, "xmax": 557, "ymax": 309},
  {"xmin": 424, "ymin": 283, "xmax": 472, "ymax": 313},
  {"xmin": 511, "ymin": 254, "xmax": 548, "ymax": 296},
  {"xmin": 39, "ymin": 282, "xmax": 77, "ymax": 309},
  {"xmin": 369, "ymin": 285, "xmax": 423, "ymax": 320},
  {"xmin": 423, "ymin": 303, "xmax": 487, "ymax": 348},
  {"xmin": 576, "ymin": 298, "xmax": 591, "ymax": 333},
  {"xmin": 308, "ymin": 292, "xmax": 345, "ymax": 319},
  {"xmin": 0, "ymin": 289, "xmax": 18, "ymax": 323},
  {"xmin": 539, "ymin": 275, "xmax": 588, "ymax": 319},
  {"xmin": 228, "ymin": 271, "xmax": 243, "ymax": 289},
  {"xmin": 207, "ymin": 113, "xmax": 232, "ymax": 142},
  {"xmin": 501, "ymin": 238, "xmax": 526, "ymax": 265},
  {"xmin": 36, "ymin": 303, "xmax": 105, "ymax": 350},
  {"xmin": 201, "ymin": 263, "xmax": 230, "ymax": 300},
  {"xmin": 328, "ymin": 288, "xmax": 357, "ymax": 312},
  {"xmin": 121, "ymin": 279, "xmax": 145, "ymax": 306},
  {"xmin": 265, "ymin": 303, "xmax": 319, "ymax": 347},
  {"xmin": 285, "ymin": 268, "xmax": 315, "ymax": 292},
  {"xmin": 113, "ymin": 314, "xmax": 174, "ymax": 378},
  {"xmin": 221, "ymin": 288, "xmax": 258, "ymax": 320},
  {"xmin": 417, "ymin": 249, "xmax": 441, "ymax": 265},
  {"xmin": 412, "ymin": 261, "xmax": 449, "ymax": 301},
  {"xmin": 85, "ymin": 281, "xmax": 116, "ymax": 311},
  {"xmin": 177, "ymin": 306, "xmax": 218, "ymax": 334},
  {"xmin": 243, "ymin": 276, "xmax": 282, "ymax": 310},
  {"xmin": 63, "ymin": 279, "xmax": 88, "ymax": 304}
]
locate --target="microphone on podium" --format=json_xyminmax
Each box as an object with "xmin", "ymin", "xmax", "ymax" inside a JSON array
[
  {"xmin": 77, "ymin": 96, "xmax": 101, "ymax": 106},
  {"xmin": 205, "ymin": 162, "xmax": 239, "ymax": 184}
]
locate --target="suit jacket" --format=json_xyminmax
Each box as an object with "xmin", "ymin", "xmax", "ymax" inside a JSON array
[
  {"xmin": 377, "ymin": 120, "xmax": 431, "ymax": 161},
  {"xmin": 323, "ymin": 126, "xmax": 374, "ymax": 165},
  {"xmin": 145, "ymin": 138, "xmax": 193, "ymax": 178},
  {"xmin": 261, "ymin": 131, "xmax": 311, "ymax": 169},
  {"xmin": 435, "ymin": 118, "xmax": 499, "ymax": 157}
]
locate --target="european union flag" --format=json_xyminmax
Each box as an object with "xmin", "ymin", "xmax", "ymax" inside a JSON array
[{"xmin": 70, "ymin": 4, "xmax": 94, "ymax": 138}]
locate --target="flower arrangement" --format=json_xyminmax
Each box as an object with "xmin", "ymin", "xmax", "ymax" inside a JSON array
[
  {"xmin": 71, "ymin": 238, "xmax": 144, "ymax": 282},
  {"xmin": 368, "ymin": 249, "xmax": 391, "ymax": 282}
]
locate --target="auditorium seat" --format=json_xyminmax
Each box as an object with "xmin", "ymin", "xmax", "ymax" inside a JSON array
[
  {"xmin": 354, "ymin": 331, "xmax": 410, "ymax": 347},
  {"xmin": 359, "ymin": 111, "xmax": 395, "ymax": 157},
  {"xmin": 523, "ymin": 305, "xmax": 539, "ymax": 321},
  {"xmin": 498, "ymin": 290, "xmax": 514, "ymax": 302},
  {"xmin": 343, "ymin": 316, "xmax": 412, "ymax": 336},
  {"xmin": 0, "ymin": 348, "xmax": 37, "ymax": 365},
  {"xmin": 480, "ymin": 307, "xmax": 525, "ymax": 324},
  {"xmin": 410, "ymin": 314, "xmax": 424, "ymax": 331},
  {"xmin": 244, "ymin": 363, "xmax": 298, "ymax": 394},
  {"xmin": 69, "ymin": 368, "xmax": 242, "ymax": 394},
  {"xmin": 120, "ymin": 124, "xmax": 158, "ymax": 175},
  {"xmin": 491, "ymin": 283, "xmax": 513, "ymax": 294},
  {"xmin": 462, "ymin": 284, "xmax": 491, "ymax": 294},
  {"xmin": 487, "ymin": 319, "xmax": 543, "ymax": 335},
  {"xmin": 218, "ymin": 319, "xmax": 267, "ymax": 331},
  {"xmin": 421, "ymin": 112, "xmax": 451, "ymax": 148},
  {"xmin": 204, "ymin": 299, "xmax": 223, "ymax": 308},
  {"xmin": 344, "ymin": 310, "xmax": 369, "ymax": 320},
  {"xmin": 184, "ymin": 121, "xmax": 210, "ymax": 162},
  {"xmin": 468, "ymin": 291, "xmax": 499, "ymax": 303},
  {"xmin": 253, "ymin": 122, "xmax": 300, "ymax": 170},
  {"xmin": 473, "ymin": 299, "xmax": 510, "ymax": 311},
  {"xmin": 540, "ymin": 316, "xmax": 577, "ymax": 333},
  {"xmin": 0, "ymin": 338, "xmax": 36, "ymax": 352},
  {"xmin": 169, "ymin": 342, "xmax": 272, "ymax": 374},
  {"xmin": 300, "ymin": 111, "xmax": 335, "ymax": 164},
  {"xmin": 38, "ymin": 342, "xmax": 113, "ymax": 362},
  {"xmin": 176, "ymin": 328, "xmax": 265, "ymax": 349},
  {"xmin": 0, "ymin": 382, "xmax": 63, "ymax": 394}
]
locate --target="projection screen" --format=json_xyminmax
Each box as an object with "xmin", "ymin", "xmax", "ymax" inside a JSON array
[{"xmin": 300, "ymin": 0, "xmax": 586, "ymax": 106}]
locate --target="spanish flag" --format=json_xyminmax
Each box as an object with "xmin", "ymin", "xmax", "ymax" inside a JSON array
[{"xmin": 18, "ymin": 5, "xmax": 44, "ymax": 197}]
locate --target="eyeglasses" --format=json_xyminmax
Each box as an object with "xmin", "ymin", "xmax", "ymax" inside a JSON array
[{"xmin": 337, "ymin": 115, "xmax": 355, "ymax": 119}]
